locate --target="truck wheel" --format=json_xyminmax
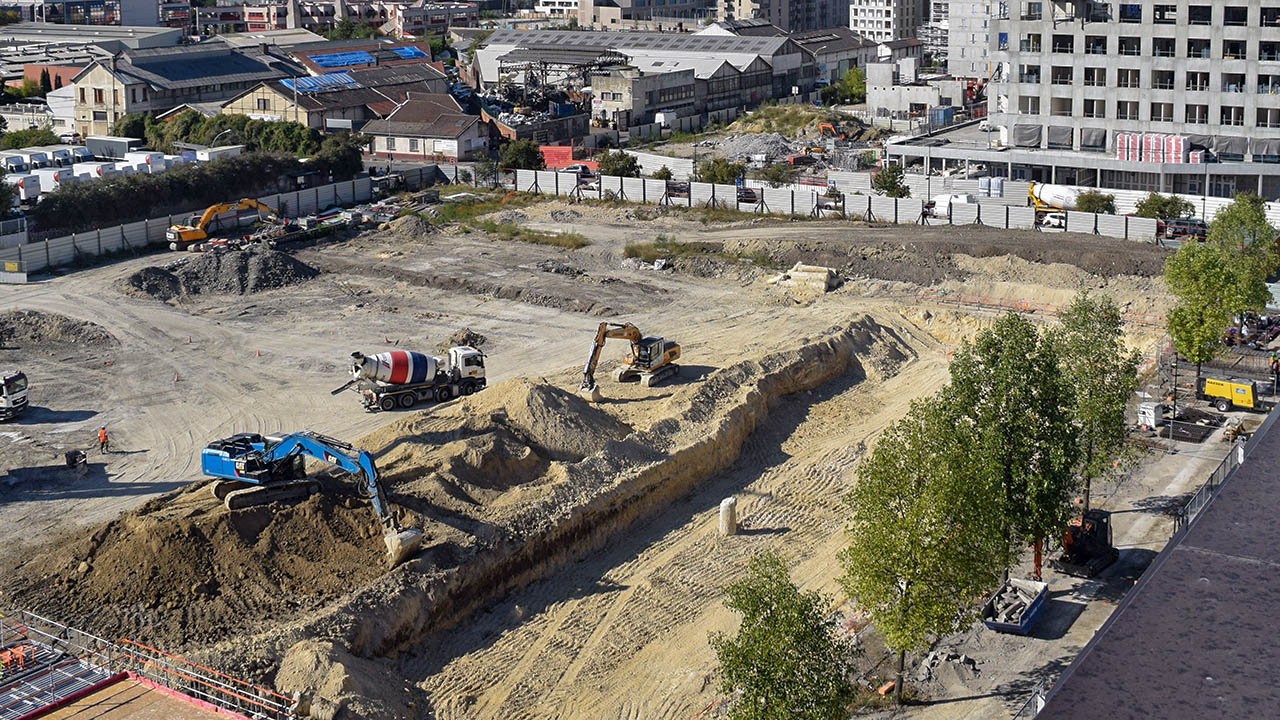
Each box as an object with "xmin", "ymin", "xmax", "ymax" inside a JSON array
[
  {"xmin": 399, "ymin": 393, "xmax": 416, "ymax": 409},
  {"xmin": 461, "ymin": 381, "xmax": 476, "ymax": 396},
  {"xmin": 1214, "ymin": 398, "xmax": 1231, "ymax": 413},
  {"xmin": 379, "ymin": 396, "xmax": 397, "ymax": 412},
  {"xmin": 435, "ymin": 386, "xmax": 451, "ymax": 403}
]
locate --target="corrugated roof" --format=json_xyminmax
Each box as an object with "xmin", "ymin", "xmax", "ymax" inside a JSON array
[
  {"xmin": 111, "ymin": 46, "xmax": 297, "ymax": 90},
  {"xmin": 480, "ymin": 29, "xmax": 791, "ymax": 55},
  {"xmin": 346, "ymin": 62, "xmax": 445, "ymax": 87},
  {"xmin": 363, "ymin": 92, "xmax": 477, "ymax": 138}
]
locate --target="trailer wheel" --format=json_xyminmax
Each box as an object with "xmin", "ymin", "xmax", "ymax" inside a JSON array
[
  {"xmin": 399, "ymin": 393, "xmax": 417, "ymax": 409},
  {"xmin": 461, "ymin": 381, "xmax": 476, "ymax": 396},
  {"xmin": 1214, "ymin": 398, "xmax": 1231, "ymax": 413},
  {"xmin": 435, "ymin": 386, "xmax": 451, "ymax": 403},
  {"xmin": 379, "ymin": 396, "xmax": 397, "ymax": 412}
]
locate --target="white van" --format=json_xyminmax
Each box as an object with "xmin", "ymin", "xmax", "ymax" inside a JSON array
[
  {"xmin": 72, "ymin": 161, "xmax": 119, "ymax": 180},
  {"xmin": 32, "ymin": 167, "xmax": 76, "ymax": 192},
  {"xmin": 4, "ymin": 173, "xmax": 40, "ymax": 203}
]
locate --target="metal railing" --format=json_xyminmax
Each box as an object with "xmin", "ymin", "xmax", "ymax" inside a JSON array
[
  {"xmin": 1012, "ymin": 678, "xmax": 1050, "ymax": 719},
  {"xmin": 1173, "ymin": 441, "xmax": 1244, "ymax": 533}
]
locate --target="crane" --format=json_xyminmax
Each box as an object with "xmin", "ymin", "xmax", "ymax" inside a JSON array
[
  {"xmin": 167, "ymin": 198, "xmax": 282, "ymax": 250},
  {"xmin": 578, "ymin": 322, "xmax": 680, "ymax": 402},
  {"xmin": 200, "ymin": 430, "xmax": 423, "ymax": 567}
]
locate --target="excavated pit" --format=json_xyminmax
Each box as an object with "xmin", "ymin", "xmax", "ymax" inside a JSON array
[{"xmin": 1, "ymin": 315, "xmax": 911, "ymax": 717}]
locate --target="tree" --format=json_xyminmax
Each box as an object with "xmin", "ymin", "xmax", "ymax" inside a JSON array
[
  {"xmin": 0, "ymin": 165, "xmax": 11, "ymax": 218},
  {"xmin": 111, "ymin": 113, "xmax": 147, "ymax": 140},
  {"xmin": 323, "ymin": 20, "xmax": 378, "ymax": 40},
  {"xmin": 693, "ymin": 156, "xmax": 746, "ymax": 185},
  {"xmin": 822, "ymin": 68, "xmax": 866, "ymax": 105},
  {"xmin": 1163, "ymin": 241, "xmax": 1235, "ymax": 380},
  {"xmin": 38, "ymin": 69, "xmax": 51, "ymax": 95},
  {"xmin": 753, "ymin": 162, "xmax": 798, "ymax": 188},
  {"xmin": 595, "ymin": 149, "xmax": 640, "ymax": 178},
  {"xmin": 1133, "ymin": 192, "xmax": 1195, "ymax": 221},
  {"xmin": 1054, "ymin": 292, "xmax": 1140, "ymax": 510},
  {"xmin": 498, "ymin": 139, "xmax": 544, "ymax": 170},
  {"xmin": 1206, "ymin": 193, "xmax": 1278, "ymax": 332},
  {"xmin": 710, "ymin": 552, "xmax": 857, "ymax": 720},
  {"xmin": 473, "ymin": 158, "xmax": 499, "ymax": 187},
  {"xmin": 840, "ymin": 398, "xmax": 1007, "ymax": 704},
  {"xmin": 1075, "ymin": 190, "xmax": 1116, "ymax": 215},
  {"xmin": 0, "ymin": 128, "xmax": 58, "ymax": 150},
  {"xmin": 939, "ymin": 313, "xmax": 1080, "ymax": 581},
  {"xmin": 652, "ymin": 166, "xmax": 673, "ymax": 181},
  {"xmin": 872, "ymin": 164, "xmax": 910, "ymax": 198}
]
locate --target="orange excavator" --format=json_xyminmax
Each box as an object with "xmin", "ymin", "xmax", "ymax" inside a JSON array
[
  {"xmin": 166, "ymin": 198, "xmax": 282, "ymax": 251},
  {"xmin": 578, "ymin": 322, "xmax": 681, "ymax": 402}
]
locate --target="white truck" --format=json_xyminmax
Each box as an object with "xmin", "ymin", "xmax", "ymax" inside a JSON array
[
  {"xmin": 7, "ymin": 149, "xmax": 50, "ymax": 170},
  {"xmin": 33, "ymin": 146, "xmax": 72, "ymax": 167},
  {"xmin": 0, "ymin": 370, "xmax": 28, "ymax": 420},
  {"xmin": 1028, "ymin": 182, "xmax": 1081, "ymax": 212},
  {"xmin": 335, "ymin": 347, "xmax": 487, "ymax": 411},
  {"xmin": 32, "ymin": 167, "xmax": 77, "ymax": 192},
  {"xmin": 72, "ymin": 161, "xmax": 119, "ymax": 180},
  {"xmin": 0, "ymin": 153, "xmax": 28, "ymax": 174},
  {"xmin": 4, "ymin": 174, "xmax": 40, "ymax": 203},
  {"xmin": 124, "ymin": 151, "xmax": 165, "ymax": 172},
  {"xmin": 196, "ymin": 145, "xmax": 244, "ymax": 162},
  {"xmin": 928, "ymin": 193, "xmax": 976, "ymax": 217}
]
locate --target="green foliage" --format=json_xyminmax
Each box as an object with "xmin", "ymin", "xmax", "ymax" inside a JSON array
[
  {"xmin": 1202, "ymin": 193, "xmax": 1279, "ymax": 330},
  {"xmin": 939, "ymin": 313, "xmax": 1080, "ymax": 567},
  {"xmin": 313, "ymin": 132, "xmax": 369, "ymax": 180},
  {"xmin": 1075, "ymin": 190, "xmax": 1116, "ymax": 214},
  {"xmin": 473, "ymin": 158, "xmax": 499, "ymax": 187},
  {"xmin": 1133, "ymin": 192, "xmax": 1195, "ymax": 220},
  {"xmin": 710, "ymin": 552, "xmax": 857, "ymax": 720},
  {"xmin": 840, "ymin": 397, "xmax": 1006, "ymax": 702},
  {"xmin": 693, "ymin": 156, "xmax": 745, "ymax": 185},
  {"xmin": 651, "ymin": 166, "xmax": 673, "ymax": 181},
  {"xmin": 0, "ymin": 10, "xmax": 20, "ymax": 24},
  {"xmin": 498, "ymin": 138, "xmax": 545, "ymax": 170},
  {"xmin": 753, "ymin": 162, "xmax": 799, "ymax": 188},
  {"xmin": 595, "ymin": 149, "xmax": 640, "ymax": 178},
  {"xmin": 0, "ymin": 128, "xmax": 57, "ymax": 150},
  {"xmin": 872, "ymin": 164, "xmax": 910, "ymax": 198},
  {"xmin": 323, "ymin": 20, "xmax": 379, "ymax": 40},
  {"xmin": 830, "ymin": 67, "xmax": 866, "ymax": 105},
  {"xmin": 478, "ymin": 219, "xmax": 589, "ymax": 248},
  {"xmin": 0, "ymin": 165, "xmax": 10, "ymax": 217},
  {"xmin": 5, "ymin": 78, "xmax": 43, "ymax": 99},
  {"xmin": 30, "ymin": 151, "xmax": 360, "ymax": 234},
  {"xmin": 142, "ymin": 110, "xmax": 324, "ymax": 157},
  {"xmin": 1053, "ymin": 291, "xmax": 1140, "ymax": 509},
  {"xmin": 111, "ymin": 113, "xmax": 147, "ymax": 140},
  {"xmin": 859, "ymin": 151, "xmax": 878, "ymax": 169},
  {"xmin": 1163, "ymin": 241, "xmax": 1235, "ymax": 366},
  {"xmin": 38, "ymin": 69, "xmax": 51, "ymax": 95}
]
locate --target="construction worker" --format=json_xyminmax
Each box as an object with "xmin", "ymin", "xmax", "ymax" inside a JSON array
[{"xmin": 97, "ymin": 426, "xmax": 109, "ymax": 454}]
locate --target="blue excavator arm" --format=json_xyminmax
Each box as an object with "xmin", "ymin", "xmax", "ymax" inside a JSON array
[{"xmin": 265, "ymin": 432, "xmax": 401, "ymax": 534}]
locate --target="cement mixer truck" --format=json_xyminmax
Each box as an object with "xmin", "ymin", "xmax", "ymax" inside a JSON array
[
  {"xmin": 1028, "ymin": 183, "xmax": 1081, "ymax": 213},
  {"xmin": 332, "ymin": 347, "xmax": 486, "ymax": 411}
]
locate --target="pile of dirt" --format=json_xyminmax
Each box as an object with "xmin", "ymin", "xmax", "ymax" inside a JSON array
[
  {"xmin": 437, "ymin": 328, "xmax": 488, "ymax": 353},
  {"xmin": 493, "ymin": 210, "xmax": 528, "ymax": 225},
  {"xmin": 536, "ymin": 259, "xmax": 585, "ymax": 277},
  {"xmin": 0, "ymin": 310, "xmax": 117, "ymax": 350},
  {"xmin": 385, "ymin": 214, "xmax": 435, "ymax": 239},
  {"xmin": 0, "ymin": 484, "xmax": 385, "ymax": 649},
  {"xmin": 118, "ymin": 248, "xmax": 319, "ymax": 301},
  {"xmin": 549, "ymin": 209, "xmax": 583, "ymax": 223},
  {"xmin": 712, "ymin": 132, "xmax": 797, "ymax": 161}
]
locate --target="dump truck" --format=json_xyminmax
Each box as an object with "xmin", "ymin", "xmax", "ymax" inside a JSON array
[
  {"xmin": 1197, "ymin": 376, "xmax": 1272, "ymax": 413},
  {"xmin": 333, "ymin": 347, "xmax": 487, "ymax": 411}
]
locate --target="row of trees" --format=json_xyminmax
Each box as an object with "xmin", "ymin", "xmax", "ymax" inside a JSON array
[
  {"xmin": 712, "ymin": 293, "xmax": 1139, "ymax": 715},
  {"xmin": 112, "ymin": 111, "xmax": 326, "ymax": 157}
]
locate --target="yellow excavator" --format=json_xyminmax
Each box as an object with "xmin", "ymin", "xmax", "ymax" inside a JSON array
[
  {"xmin": 578, "ymin": 322, "xmax": 681, "ymax": 402},
  {"xmin": 166, "ymin": 198, "xmax": 282, "ymax": 251}
]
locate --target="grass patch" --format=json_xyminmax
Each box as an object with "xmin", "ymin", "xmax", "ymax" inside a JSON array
[
  {"xmin": 624, "ymin": 233, "xmax": 782, "ymax": 269},
  {"xmin": 478, "ymin": 219, "xmax": 589, "ymax": 249},
  {"xmin": 431, "ymin": 191, "xmax": 538, "ymax": 225},
  {"xmin": 698, "ymin": 206, "xmax": 758, "ymax": 225},
  {"xmin": 726, "ymin": 104, "xmax": 838, "ymax": 137}
]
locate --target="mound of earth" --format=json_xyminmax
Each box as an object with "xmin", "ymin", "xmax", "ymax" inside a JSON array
[
  {"xmin": 118, "ymin": 248, "xmax": 319, "ymax": 301},
  {"xmin": 0, "ymin": 310, "xmax": 117, "ymax": 349},
  {"xmin": 0, "ymin": 484, "xmax": 385, "ymax": 649},
  {"xmin": 437, "ymin": 327, "xmax": 488, "ymax": 353},
  {"xmin": 385, "ymin": 214, "xmax": 434, "ymax": 239}
]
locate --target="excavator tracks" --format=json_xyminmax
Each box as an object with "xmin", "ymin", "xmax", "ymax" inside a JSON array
[{"xmin": 223, "ymin": 480, "xmax": 320, "ymax": 511}]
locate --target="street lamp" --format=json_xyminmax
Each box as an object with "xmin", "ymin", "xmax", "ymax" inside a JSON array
[{"xmin": 211, "ymin": 128, "xmax": 233, "ymax": 146}]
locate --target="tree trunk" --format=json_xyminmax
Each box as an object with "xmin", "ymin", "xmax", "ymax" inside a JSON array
[
  {"xmin": 895, "ymin": 649, "xmax": 905, "ymax": 705},
  {"xmin": 1082, "ymin": 476, "xmax": 1092, "ymax": 512},
  {"xmin": 1033, "ymin": 537, "xmax": 1043, "ymax": 581}
]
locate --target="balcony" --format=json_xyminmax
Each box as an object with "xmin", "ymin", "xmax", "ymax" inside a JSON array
[
  {"xmin": 1020, "ymin": 41, "xmax": 1042, "ymax": 53},
  {"xmin": 1019, "ymin": 73, "xmax": 1042, "ymax": 84}
]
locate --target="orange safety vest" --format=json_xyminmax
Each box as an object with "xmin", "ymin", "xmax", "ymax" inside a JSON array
[{"xmin": 98, "ymin": 428, "xmax": 107, "ymax": 443}]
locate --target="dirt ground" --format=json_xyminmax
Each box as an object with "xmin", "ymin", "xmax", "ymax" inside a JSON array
[{"xmin": 0, "ymin": 195, "xmax": 1183, "ymax": 718}]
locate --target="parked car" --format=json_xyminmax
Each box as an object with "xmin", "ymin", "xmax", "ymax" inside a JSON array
[
  {"xmin": 562, "ymin": 163, "xmax": 594, "ymax": 177},
  {"xmin": 1161, "ymin": 217, "xmax": 1208, "ymax": 239},
  {"xmin": 736, "ymin": 187, "xmax": 759, "ymax": 203},
  {"xmin": 1040, "ymin": 212, "xmax": 1066, "ymax": 228}
]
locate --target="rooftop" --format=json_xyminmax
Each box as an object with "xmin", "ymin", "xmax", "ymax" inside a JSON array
[
  {"xmin": 217, "ymin": 28, "xmax": 326, "ymax": 49},
  {"xmin": 790, "ymin": 27, "xmax": 879, "ymax": 54},
  {"xmin": 0, "ymin": 22, "xmax": 182, "ymax": 51},
  {"xmin": 105, "ymin": 46, "xmax": 300, "ymax": 91},
  {"xmin": 479, "ymin": 29, "xmax": 794, "ymax": 56},
  {"xmin": 362, "ymin": 91, "xmax": 478, "ymax": 139},
  {"xmin": 1038, "ymin": 409, "xmax": 1280, "ymax": 718}
]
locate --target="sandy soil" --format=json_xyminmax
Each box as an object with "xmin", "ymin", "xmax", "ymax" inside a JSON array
[{"xmin": 0, "ymin": 195, "xmax": 1182, "ymax": 718}]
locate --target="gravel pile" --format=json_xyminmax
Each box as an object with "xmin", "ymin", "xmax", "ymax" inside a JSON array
[
  {"xmin": 536, "ymin": 259, "xmax": 584, "ymax": 277},
  {"xmin": 549, "ymin": 209, "xmax": 582, "ymax": 223},
  {"xmin": 712, "ymin": 133, "xmax": 796, "ymax": 161},
  {"xmin": 0, "ymin": 310, "xmax": 117, "ymax": 348},
  {"xmin": 437, "ymin": 327, "xmax": 488, "ymax": 353},
  {"xmin": 385, "ymin": 214, "xmax": 434, "ymax": 239},
  {"xmin": 119, "ymin": 247, "xmax": 319, "ymax": 301}
]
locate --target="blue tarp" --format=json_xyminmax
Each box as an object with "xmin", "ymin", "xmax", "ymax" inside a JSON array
[
  {"xmin": 391, "ymin": 46, "xmax": 428, "ymax": 59},
  {"xmin": 308, "ymin": 51, "xmax": 376, "ymax": 68},
  {"xmin": 280, "ymin": 73, "xmax": 357, "ymax": 93}
]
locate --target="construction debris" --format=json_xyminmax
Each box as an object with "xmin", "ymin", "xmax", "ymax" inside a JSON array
[
  {"xmin": 765, "ymin": 262, "xmax": 842, "ymax": 292},
  {"xmin": 117, "ymin": 248, "xmax": 320, "ymax": 301}
]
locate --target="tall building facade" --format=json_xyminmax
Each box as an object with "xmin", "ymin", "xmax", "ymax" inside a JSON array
[
  {"xmin": 946, "ymin": 0, "xmax": 989, "ymax": 77},
  {"xmin": 848, "ymin": 0, "xmax": 918, "ymax": 42},
  {"xmin": 988, "ymin": 1, "xmax": 1280, "ymax": 186},
  {"xmin": 722, "ymin": 0, "xmax": 848, "ymax": 32}
]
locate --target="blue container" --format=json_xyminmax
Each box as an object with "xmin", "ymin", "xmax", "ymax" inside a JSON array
[
  {"xmin": 929, "ymin": 107, "xmax": 955, "ymax": 126},
  {"xmin": 982, "ymin": 578, "xmax": 1048, "ymax": 635}
]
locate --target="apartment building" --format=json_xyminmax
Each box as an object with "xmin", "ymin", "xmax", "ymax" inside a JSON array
[
  {"xmin": 195, "ymin": 1, "xmax": 478, "ymax": 38},
  {"xmin": 946, "ymin": 0, "xmax": 990, "ymax": 77},
  {"xmin": 721, "ymin": 0, "xmax": 849, "ymax": 32},
  {"xmin": 918, "ymin": 0, "xmax": 947, "ymax": 63},
  {"xmin": 0, "ymin": 0, "xmax": 157, "ymax": 26},
  {"xmin": 848, "ymin": 0, "xmax": 919, "ymax": 42}
]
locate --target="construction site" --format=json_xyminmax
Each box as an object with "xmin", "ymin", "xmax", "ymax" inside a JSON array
[{"xmin": 0, "ymin": 187, "xmax": 1253, "ymax": 719}]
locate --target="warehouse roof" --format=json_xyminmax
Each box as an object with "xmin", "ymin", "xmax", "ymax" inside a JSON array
[
  {"xmin": 361, "ymin": 93, "xmax": 477, "ymax": 139},
  {"xmin": 217, "ymin": 28, "xmax": 325, "ymax": 49},
  {"xmin": 790, "ymin": 28, "xmax": 879, "ymax": 54},
  {"xmin": 1037, "ymin": 410, "xmax": 1280, "ymax": 719},
  {"xmin": 0, "ymin": 22, "xmax": 181, "ymax": 50},
  {"xmin": 347, "ymin": 62, "xmax": 446, "ymax": 87}
]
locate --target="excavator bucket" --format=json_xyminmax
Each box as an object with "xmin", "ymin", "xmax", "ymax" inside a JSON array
[
  {"xmin": 578, "ymin": 384, "xmax": 604, "ymax": 403},
  {"xmin": 384, "ymin": 527, "xmax": 424, "ymax": 567}
]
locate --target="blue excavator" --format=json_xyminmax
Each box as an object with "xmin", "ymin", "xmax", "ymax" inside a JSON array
[{"xmin": 200, "ymin": 430, "xmax": 423, "ymax": 566}]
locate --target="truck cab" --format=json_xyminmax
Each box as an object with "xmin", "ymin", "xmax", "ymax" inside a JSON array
[
  {"xmin": 446, "ymin": 346, "xmax": 486, "ymax": 382},
  {"xmin": 1, "ymin": 370, "xmax": 28, "ymax": 420}
]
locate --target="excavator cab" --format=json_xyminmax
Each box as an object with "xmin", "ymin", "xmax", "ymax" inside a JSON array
[
  {"xmin": 616, "ymin": 336, "xmax": 681, "ymax": 386},
  {"xmin": 1050, "ymin": 509, "xmax": 1119, "ymax": 578}
]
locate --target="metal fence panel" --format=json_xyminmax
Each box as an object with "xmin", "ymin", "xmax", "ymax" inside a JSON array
[
  {"xmin": 47, "ymin": 235, "xmax": 74, "ymax": 266},
  {"xmin": 515, "ymin": 169, "xmax": 536, "ymax": 192},
  {"xmin": 1066, "ymin": 211, "xmax": 1097, "ymax": 234},
  {"xmin": 316, "ymin": 183, "xmax": 336, "ymax": 210},
  {"xmin": 689, "ymin": 181, "xmax": 715, "ymax": 206},
  {"xmin": 601, "ymin": 175, "xmax": 624, "ymax": 196},
  {"xmin": 713, "ymin": 184, "xmax": 738, "ymax": 208},
  {"xmin": 622, "ymin": 177, "xmax": 646, "ymax": 201},
  {"xmin": 869, "ymin": 196, "xmax": 899, "ymax": 222},
  {"xmin": 1127, "ymin": 215, "xmax": 1159, "ymax": 241},
  {"xmin": 763, "ymin": 188, "xmax": 794, "ymax": 215},
  {"xmin": 794, "ymin": 191, "xmax": 819, "ymax": 216},
  {"xmin": 1003, "ymin": 181, "xmax": 1031, "ymax": 201},
  {"xmin": 950, "ymin": 203, "xmax": 980, "ymax": 225},
  {"xmin": 1095, "ymin": 213, "xmax": 1129, "ymax": 239},
  {"xmin": 556, "ymin": 172, "xmax": 579, "ymax": 196},
  {"xmin": 951, "ymin": 179, "xmax": 981, "ymax": 194},
  {"xmin": 1007, "ymin": 206, "xmax": 1037, "ymax": 229},
  {"xmin": 643, "ymin": 179, "xmax": 667, "ymax": 202},
  {"xmin": 897, "ymin": 197, "xmax": 924, "ymax": 221}
]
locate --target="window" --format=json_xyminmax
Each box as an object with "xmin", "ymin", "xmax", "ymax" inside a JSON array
[
  {"xmin": 1018, "ymin": 96, "xmax": 1040, "ymax": 114},
  {"xmin": 1153, "ymin": 4, "xmax": 1176, "ymax": 23},
  {"xmin": 1187, "ymin": 39, "xmax": 1210, "ymax": 58},
  {"xmin": 1051, "ymin": 66, "xmax": 1073, "ymax": 85},
  {"xmin": 1150, "ymin": 102, "xmax": 1173, "ymax": 122},
  {"xmin": 92, "ymin": 111, "xmax": 106, "ymax": 121},
  {"xmin": 1117, "ymin": 69, "xmax": 1140, "ymax": 88},
  {"xmin": 1259, "ymin": 108, "xmax": 1280, "ymax": 128},
  {"xmin": 93, "ymin": 88, "xmax": 103, "ymax": 103},
  {"xmin": 1224, "ymin": 41, "xmax": 1247, "ymax": 60},
  {"xmin": 1021, "ymin": 1, "xmax": 1041, "ymax": 20},
  {"xmin": 1221, "ymin": 106, "xmax": 1245, "ymax": 126},
  {"xmin": 1153, "ymin": 38, "xmax": 1175, "ymax": 58},
  {"xmin": 1264, "ymin": 42, "xmax": 1280, "ymax": 62},
  {"xmin": 1051, "ymin": 34, "xmax": 1073, "ymax": 54},
  {"xmin": 79, "ymin": 88, "xmax": 85, "ymax": 103},
  {"xmin": 1186, "ymin": 72, "xmax": 1209, "ymax": 91},
  {"xmin": 386, "ymin": 137, "xmax": 396, "ymax": 151},
  {"xmin": 1224, "ymin": 6, "xmax": 1247, "ymax": 26},
  {"xmin": 112, "ymin": 89, "xmax": 118, "ymax": 105},
  {"xmin": 1050, "ymin": 97, "xmax": 1072, "ymax": 117},
  {"xmin": 1188, "ymin": 5, "xmax": 1211, "ymax": 24},
  {"xmin": 1117, "ymin": 101, "xmax": 1139, "ymax": 120},
  {"xmin": 1149, "ymin": 71, "xmax": 1174, "ymax": 89},
  {"xmin": 1265, "ymin": 8, "xmax": 1280, "ymax": 26},
  {"xmin": 1223, "ymin": 73, "xmax": 1246, "ymax": 93},
  {"xmin": 1118, "ymin": 37, "xmax": 1141, "ymax": 56},
  {"xmin": 1186, "ymin": 104, "xmax": 1209, "ymax": 124},
  {"xmin": 1085, "ymin": 36, "xmax": 1106, "ymax": 55},
  {"xmin": 1019, "ymin": 64, "xmax": 1041, "ymax": 83},
  {"xmin": 1020, "ymin": 33, "xmax": 1041, "ymax": 53},
  {"xmin": 1119, "ymin": 3, "xmax": 1141, "ymax": 22},
  {"xmin": 1083, "ymin": 67, "xmax": 1106, "ymax": 86},
  {"xmin": 1260, "ymin": 75, "xmax": 1280, "ymax": 94},
  {"xmin": 256, "ymin": 97, "xmax": 270, "ymax": 111},
  {"xmin": 1082, "ymin": 98, "xmax": 1105, "ymax": 118},
  {"xmin": 408, "ymin": 138, "xmax": 418, "ymax": 152}
]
